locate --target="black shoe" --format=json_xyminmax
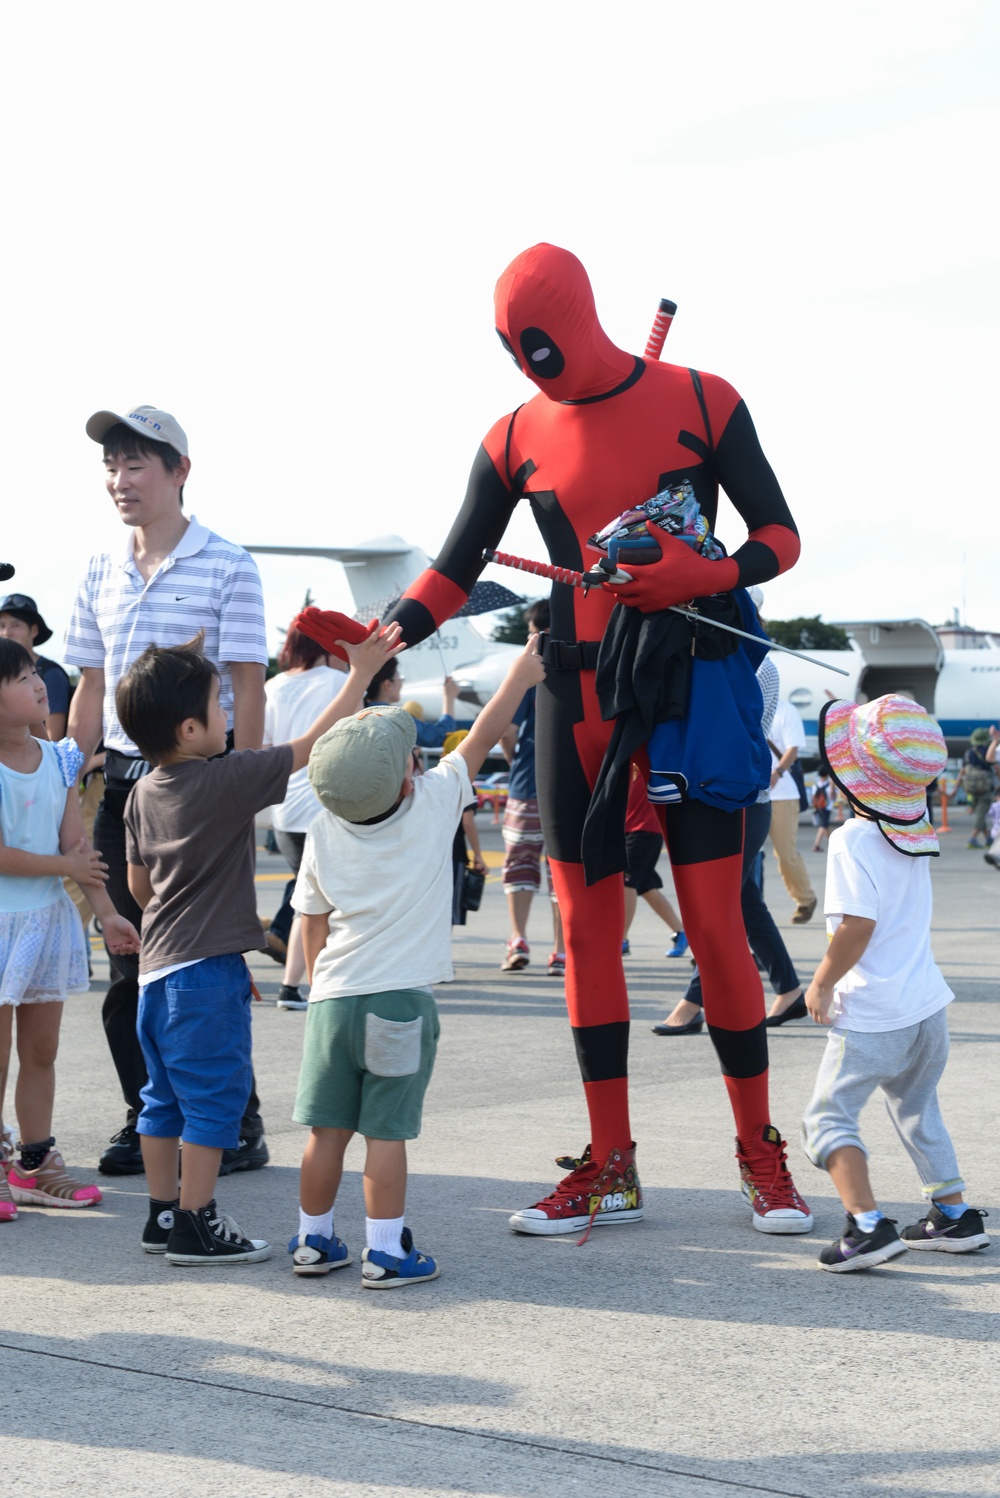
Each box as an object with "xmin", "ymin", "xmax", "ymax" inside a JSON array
[
  {"xmin": 276, "ymin": 985, "xmax": 308, "ymax": 1010},
  {"xmin": 165, "ymin": 1201, "xmax": 272, "ymax": 1265},
  {"xmin": 651, "ymin": 1015, "xmax": 704, "ymax": 1035},
  {"xmin": 900, "ymin": 1205, "xmax": 990, "ymax": 1253},
  {"xmin": 984, "ymin": 853, "xmax": 1000, "ymax": 870},
  {"xmin": 218, "ymin": 1130, "xmax": 270, "ymax": 1176},
  {"xmin": 99, "ymin": 1123, "xmax": 145, "ymax": 1176},
  {"xmin": 764, "ymin": 995, "xmax": 808, "ymax": 1027},
  {"xmin": 141, "ymin": 1198, "xmax": 178, "ymax": 1254},
  {"xmin": 818, "ymin": 1214, "xmax": 907, "ymax": 1273}
]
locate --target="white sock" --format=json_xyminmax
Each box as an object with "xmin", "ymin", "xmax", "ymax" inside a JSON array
[
  {"xmin": 366, "ymin": 1215, "xmax": 406, "ymax": 1257},
  {"xmin": 299, "ymin": 1208, "xmax": 334, "ymax": 1241},
  {"xmin": 853, "ymin": 1209, "xmax": 883, "ymax": 1234}
]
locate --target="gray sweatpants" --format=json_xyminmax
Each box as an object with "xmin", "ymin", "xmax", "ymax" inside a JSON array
[{"xmin": 801, "ymin": 1007, "xmax": 964, "ymax": 1202}]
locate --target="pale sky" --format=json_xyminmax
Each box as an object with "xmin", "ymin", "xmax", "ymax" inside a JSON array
[{"xmin": 1, "ymin": 0, "xmax": 996, "ymax": 658}]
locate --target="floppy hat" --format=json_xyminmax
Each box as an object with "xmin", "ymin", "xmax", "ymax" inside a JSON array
[
  {"xmin": 0, "ymin": 592, "xmax": 52, "ymax": 646},
  {"xmin": 308, "ymin": 706, "xmax": 416, "ymax": 822},
  {"xmin": 970, "ymin": 727, "xmax": 990, "ymax": 746},
  {"xmin": 819, "ymin": 694, "xmax": 947, "ymax": 856},
  {"xmin": 86, "ymin": 405, "xmax": 189, "ymax": 457}
]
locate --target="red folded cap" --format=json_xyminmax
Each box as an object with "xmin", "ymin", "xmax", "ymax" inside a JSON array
[{"xmin": 291, "ymin": 607, "xmax": 379, "ymax": 664}]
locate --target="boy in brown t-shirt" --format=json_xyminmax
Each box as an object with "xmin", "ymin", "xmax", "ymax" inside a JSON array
[{"xmin": 116, "ymin": 621, "xmax": 402, "ymax": 1266}]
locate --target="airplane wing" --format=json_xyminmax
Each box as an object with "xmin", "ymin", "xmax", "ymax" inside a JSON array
[
  {"xmin": 246, "ymin": 539, "xmax": 416, "ymax": 565},
  {"xmin": 247, "ymin": 535, "xmax": 430, "ymax": 613}
]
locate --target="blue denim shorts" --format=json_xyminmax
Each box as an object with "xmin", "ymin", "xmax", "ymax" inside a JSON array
[{"xmin": 137, "ymin": 954, "xmax": 253, "ymax": 1149}]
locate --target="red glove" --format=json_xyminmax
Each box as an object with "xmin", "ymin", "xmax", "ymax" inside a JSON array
[
  {"xmin": 602, "ymin": 523, "xmax": 739, "ymax": 613},
  {"xmin": 291, "ymin": 607, "xmax": 378, "ymax": 664}
]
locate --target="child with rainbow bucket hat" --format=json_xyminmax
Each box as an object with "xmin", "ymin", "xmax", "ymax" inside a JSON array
[{"xmin": 801, "ymin": 694, "xmax": 990, "ymax": 1272}]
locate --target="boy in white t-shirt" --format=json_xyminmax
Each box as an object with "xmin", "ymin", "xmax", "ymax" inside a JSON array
[
  {"xmin": 287, "ymin": 634, "xmax": 545, "ymax": 1287},
  {"xmin": 802, "ymin": 694, "xmax": 990, "ymax": 1273}
]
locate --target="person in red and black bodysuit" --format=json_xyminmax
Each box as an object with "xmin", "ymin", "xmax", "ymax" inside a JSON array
[{"xmin": 387, "ymin": 243, "xmax": 814, "ymax": 1237}]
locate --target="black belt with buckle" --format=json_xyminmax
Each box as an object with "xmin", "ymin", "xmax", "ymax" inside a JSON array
[{"xmin": 541, "ymin": 638, "xmax": 602, "ymax": 672}]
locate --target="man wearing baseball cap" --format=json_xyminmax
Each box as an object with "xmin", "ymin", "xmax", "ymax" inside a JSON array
[
  {"xmin": 0, "ymin": 593, "xmax": 72, "ymax": 740},
  {"xmin": 65, "ymin": 404, "xmax": 271, "ymax": 1177}
]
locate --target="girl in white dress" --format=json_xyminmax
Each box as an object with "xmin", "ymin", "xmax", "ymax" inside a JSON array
[{"xmin": 0, "ymin": 641, "xmax": 140, "ymax": 1221}]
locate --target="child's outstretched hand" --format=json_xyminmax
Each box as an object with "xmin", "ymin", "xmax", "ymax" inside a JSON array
[
  {"xmin": 103, "ymin": 912, "xmax": 141, "ymax": 955},
  {"xmin": 66, "ymin": 839, "xmax": 109, "ymax": 887},
  {"xmin": 340, "ymin": 619, "xmax": 405, "ymax": 681},
  {"xmin": 507, "ymin": 632, "xmax": 546, "ymax": 692}
]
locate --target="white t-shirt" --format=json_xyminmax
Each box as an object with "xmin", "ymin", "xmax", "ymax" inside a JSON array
[
  {"xmin": 263, "ymin": 666, "xmax": 345, "ymax": 831},
  {"xmin": 768, "ymin": 699, "xmax": 806, "ymax": 802},
  {"xmin": 292, "ymin": 750, "xmax": 472, "ymax": 999},
  {"xmin": 824, "ymin": 819, "xmax": 952, "ymax": 1032}
]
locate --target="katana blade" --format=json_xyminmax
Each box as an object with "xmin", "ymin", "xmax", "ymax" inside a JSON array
[{"xmin": 667, "ymin": 606, "xmax": 851, "ymax": 676}]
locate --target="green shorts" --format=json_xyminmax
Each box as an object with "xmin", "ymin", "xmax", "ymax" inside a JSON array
[{"xmin": 293, "ymin": 988, "xmax": 440, "ymax": 1140}]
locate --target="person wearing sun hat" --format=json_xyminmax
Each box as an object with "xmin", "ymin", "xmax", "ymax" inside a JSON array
[
  {"xmin": 0, "ymin": 593, "xmax": 72, "ymax": 740},
  {"xmin": 954, "ymin": 727, "xmax": 996, "ymax": 849},
  {"xmin": 800, "ymin": 693, "xmax": 990, "ymax": 1272},
  {"xmin": 820, "ymin": 692, "xmax": 946, "ymax": 856}
]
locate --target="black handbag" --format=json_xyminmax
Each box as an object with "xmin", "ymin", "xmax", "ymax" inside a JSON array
[{"xmin": 462, "ymin": 867, "xmax": 486, "ymax": 912}]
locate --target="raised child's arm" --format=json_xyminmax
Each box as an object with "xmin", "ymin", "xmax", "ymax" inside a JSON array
[
  {"xmin": 286, "ymin": 623, "xmax": 405, "ymax": 774},
  {"xmin": 805, "ymin": 914, "xmax": 876, "ymax": 1024},
  {"xmin": 455, "ymin": 636, "xmax": 545, "ymax": 783}
]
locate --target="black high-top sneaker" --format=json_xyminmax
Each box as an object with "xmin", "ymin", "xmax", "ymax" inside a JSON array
[
  {"xmin": 141, "ymin": 1198, "xmax": 178, "ymax": 1254},
  {"xmin": 165, "ymin": 1201, "xmax": 272, "ymax": 1265}
]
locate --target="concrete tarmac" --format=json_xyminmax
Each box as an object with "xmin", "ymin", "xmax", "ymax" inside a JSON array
[{"xmin": 1, "ymin": 811, "xmax": 997, "ymax": 1497}]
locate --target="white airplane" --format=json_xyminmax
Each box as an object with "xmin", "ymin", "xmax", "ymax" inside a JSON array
[
  {"xmin": 246, "ymin": 536, "xmax": 522, "ymax": 719},
  {"xmin": 774, "ymin": 618, "xmax": 1000, "ymax": 758}
]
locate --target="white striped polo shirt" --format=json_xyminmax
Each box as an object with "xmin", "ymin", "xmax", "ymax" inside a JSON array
[{"xmin": 64, "ymin": 515, "xmax": 268, "ymax": 755}]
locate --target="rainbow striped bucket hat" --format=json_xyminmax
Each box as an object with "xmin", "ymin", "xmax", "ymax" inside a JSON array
[{"xmin": 819, "ymin": 694, "xmax": 947, "ymax": 856}]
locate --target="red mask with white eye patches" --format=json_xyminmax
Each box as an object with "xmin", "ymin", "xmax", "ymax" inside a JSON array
[{"xmin": 494, "ymin": 243, "xmax": 635, "ymax": 403}]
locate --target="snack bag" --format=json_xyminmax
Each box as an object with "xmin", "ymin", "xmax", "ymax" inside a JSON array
[{"xmin": 588, "ymin": 480, "xmax": 726, "ymax": 568}]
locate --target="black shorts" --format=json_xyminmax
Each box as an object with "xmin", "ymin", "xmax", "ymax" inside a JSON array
[{"xmin": 624, "ymin": 831, "xmax": 663, "ymax": 895}]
